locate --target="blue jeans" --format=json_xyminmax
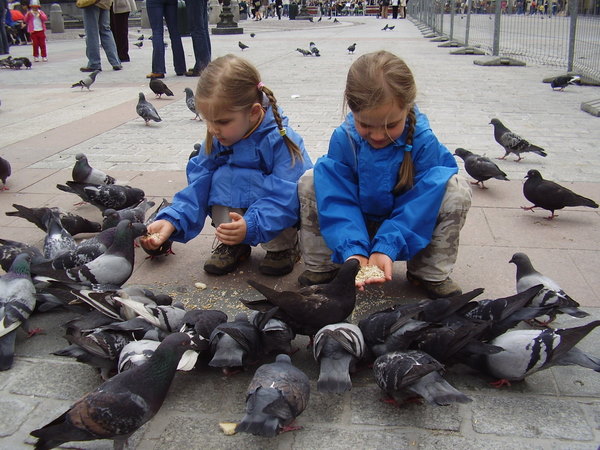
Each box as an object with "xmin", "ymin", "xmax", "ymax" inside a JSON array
[
  {"xmin": 184, "ymin": 0, "xmax": 211, "ymax": 71},
  {"xmin": 146, "ymin": 0, "xmax": 186, "ymax": 74},
  {"xmin": 82, "ymin": 6, "xmax": 121, "ymax": 69}
]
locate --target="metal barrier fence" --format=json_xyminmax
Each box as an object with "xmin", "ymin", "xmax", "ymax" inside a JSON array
[{"xmin": 408, "ymin": 0, "xmax": 600, "ymax": 83}]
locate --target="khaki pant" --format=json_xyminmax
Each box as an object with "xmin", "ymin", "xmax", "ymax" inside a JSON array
[
  {"xmin": 211, "ymin": 205, "xmax": 297, "ymax": 252},
  {"xmin": 298, "ymin": 170, "xmax": 472, "ymax": 281}
]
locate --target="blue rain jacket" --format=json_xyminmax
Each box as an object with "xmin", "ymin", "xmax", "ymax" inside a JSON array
[
  {"xmin": 157, "ymin": 106, "xmax": 313, "ymax": 246},
  {"xmin": 314, "ymin": 108, "xmax": 458, "ymax": 263}
]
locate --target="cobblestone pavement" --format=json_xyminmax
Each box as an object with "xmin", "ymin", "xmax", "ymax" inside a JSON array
[{"xmin": 0, "ymin": 15, "xmax": 599, "ymax": 450}]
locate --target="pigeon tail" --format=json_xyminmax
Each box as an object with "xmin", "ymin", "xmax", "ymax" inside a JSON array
[
  {"xmin": 554, "ymin": 347, "xmax": 600, "ymax": 372},
  {"xmin": 317, "ymin": 355, "xmax": 353, "ymax": 393},
  {"xmin": 558, "ymin": 306, "xmax": 590, "ymax": 318},
  {"xmin": 527, "ymin": 144, "xmax": 547, "ymax": 157},
  {"xmin": 409, "ymin": 371, "xmax": 472, "ymax": 406},
  {"xmin": 0, "ymin": 331, "xmax": 17, "ymax": 371},
  {"xmin": 236, "ymin": 412, "xmax": 280, "ymax": 437},
  {"xmin": 236, "ymin": 387, "xmax": 286, "ymax": 437}
]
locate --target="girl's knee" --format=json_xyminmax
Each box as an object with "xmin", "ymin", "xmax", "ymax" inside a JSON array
[
  {"xmin": 441, "ymin": 174, "xmax": 472, "ymax": 213},
  {"xmin": 298, "ymin": 169, "xmax": 315, "ymax": 198}
]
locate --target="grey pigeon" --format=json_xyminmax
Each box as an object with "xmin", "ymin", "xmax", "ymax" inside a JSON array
[
  {"xmin": 141, "ymin": 198, "xmax": 175, "ymax": 258},
  {"xmin": 118, "ymin": 338, "xmax": 198, "ymax": 373},
  {"xmin": 0, "ymin": 156, "xmax": 10, "ymax": 190},
  {"xmin": 296, "ymin": 48, "xmax": 312, "ymax": 56},
  {"xmin": 180, "ymin": 309, "xmax": 228, "ymax": 352},
  {"xmin": 42, "ymin": 210, "xmax": 77, "ymax": 260},
  {"xmin": 101, "ymin": 199, "xmax": 155, "ymax": 230},
  {"xmin": 347, "ymin": 43, "xmax": 356, "ymax": 54},
  {"xmin": 238, "ymin": 41, "xmax": 249, "ymax": 50},
  {"xmin": 33, "ymin": 220, "xmax": 137, "ymax": 288},
  {"xmin": 509, "ymin": 252, "xmax": 589, "ymax": 323},
  {"xmin": 133, "ymin": 41, "xmax": 143, "ymax": 48},
  {"xmin": 454, "ymin": 147, "xmax": 508, "ymax": 189},
  {"xmin": 189, "ymin": 143, "xmax": 201, "ymax": 160},
  {"xmin": 208, "ymin": 312, "xmax": 260, "ymax": 375},
  {"xmin": 0, "ymin": 254, "xmax": 38, "ymax": 371},
  {"xmin": 0, "ymin": 238, "xmax": 45, "ymax": 272},
  {"xmin": 112, "ymin": 296, "xmax": 187, "ymax": 332},
  {"xmin": 251, "ymin": 308, "xmax": 295, "ymax": 356},
  {"xmin": 57, "ymin": 181, "xmax": 145, "ymax": 212},
  {"xmin": 309, "ymin": 41, "xmax": 320, "ymax": 56},
  {"xmin": 183, "ymin": 87, "xmax": 200, "ymax": 120},
  {"xmin": 373, "ymin": 350, "xmax": 471, "ymax": 406},
  {"xmin": 136, "ymin": 92, "xmax": 162, "ymax": 125},
  {"xmin": 149, "ymin": 78, "xmax": 174, "ymax": 98},
  {"xmin": 6, "ymin": 203, "xmax": 101, "ymax": 236},
  {"xmin": 483, "ymin": 320, "xmax": 600, "ymax": 386},
  {"xmin": 240, "ymin": 259, "xmax": 360, "ymax": 336},
  {"xmin": 550, "ymin": 74, "xmax": 580, "ymax": 91},
  {"xmin": 250, "ymin": 32, "xmax": 256, "ymax": 37},
  {"xmin": 313, "ymin": 323, "xmax": 365, "ymax": 393},
  {"xmin": 72, "ymin": 153, "xmax": 116, "ymax": 185},
  {"xmin": 387, "ymin": 25, "xmax": 395, "ymax": 30},
  {"xmin": 30, "ymin": 333, "xmax": 193, "ymax": 450},
  {"xmin": 236, "ymin": 354, "xmax": 310, "ymax": 437},
  {"xmin": 490, "ymin": 118, "xmax": 547, "ymax": 161},
  {"xmin": 522, "ymin": 169, "xmax": 598, "ymax": 219},
  {"xmin": 71, "ymin": 70, "xmax": 100, "ymax": 90},
  {"xmin": 382, "ymin": 23, "xmax": 389, "ymax": 30}
]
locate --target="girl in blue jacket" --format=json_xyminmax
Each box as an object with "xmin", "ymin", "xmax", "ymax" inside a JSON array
[
  {"xmin": 298, "ymin": 50, "xmax": 471, "ymax": 298},
  {"xmin": 142, "ymin": 54, "xmax": 313, "ymax": 276}
]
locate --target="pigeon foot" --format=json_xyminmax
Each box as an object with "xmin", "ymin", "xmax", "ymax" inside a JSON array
[{"xmin": 490, "ymin": 378, "xmax": 511, "ymax": 388}]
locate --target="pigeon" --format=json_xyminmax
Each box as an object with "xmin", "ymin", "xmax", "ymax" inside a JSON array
[
  {"xmin": 347, "ymin": 42, "xmax": 356, "ymax": 54},
  {"xmin": 149, "ymin": 78, "xmax": 174, "ymax": 98},
  {"xmin": 418, "ymin": 288, "xmax": 485, "ymax": 323},
  {"xmin": 30, "ymin": 333, "xmax": 194, "ymax": 450},
  {"xmin": 240, "ymin": 259, "xmax": 361, "ymax": 336},
  {"xmin": 137, "ymin": 34, "xmax": 144, "ymax": 40},
  {"xmin": 296, "ymin": 48, "xmax": 312, "ymax": 56},
  {"xmin": 101, "ymin": 199, "xmax": 155, "ymax": 230},
  {"xmin": 382, "ymin": 23, "xmax": 389, "ymax": 30},
  {"xmin": 72, "ymin": 153, "xmax": 116, "ymax": 185},
  {"xmin": 78, "ymin": 33, "xmax": 85, "ymax": 38},
  {"xmin": 0, "ymin": 156, "xmax": 11, "ymax": 190},
  {"xmin": 141, "ymin": 198, "xmax": 176, "ymax": 259},
  {"xmin": 42, "ymin": 210, "xmax": 77, "ymax": 260},
  {"xmin": 333, "ymin": 17, "xmax": 339, "ymax": 22},
  {"xmin": 133, "ymin": 41, "xmax": 143, "ymax": 48},
  {"xmin": 313, "ymin": 323, "xmax": 365, "ymax": 393},
  {"xmin": 208, "ymin": 312, "xmax": 260, "ymax": 375},
  {"xmin": 490, "ymin": 118, "xmax": 547, "ymax": 161},
  {"xmin": 0, "ymin": 238, "xmax": 45, "ymax": 272},
  {"xmin": 183, "ymin": 87, "xmax": 200, "ymax": 120},
  {"xmin": 118, "ymin": 338, "xmax": 198, "ymax": 373},
  {"xmin": 388, "ymin": 25, "xmax": 395, "ymax": 30},
  {"xmin": 57, "ymin": 181, "xmax": 145, "ymax": 212},
  {"xmin": 5, "ymin": 204, "xmax": 101, "ymax": 236},
  {"xmin": 236, "ymin": 354, "xmax": 310, "ymax": 437},
  {"xmin": 136, "ymin": 92, "xmax": 162, "ymax": 125},
  {"xmin": 238, "ymin": 41, "xmax": 249, "ymax": 50},
  {"xmin": 318, "ymin": 16, "xmax": 322, "ymax": 21},
  {"xmin": 373, "ymin": 350, "xmax": 471, "ymax": 406},
  {"xmin": 180, "ymin": 309, "xmax": 228, "ymax": 352},
  {"xmin": 509, "ymin": 252, "xmax": 589, "ymax": 322},
  {"xmin": 482, "ymin": 320, "xmax": 600, "ymax": 386},
  {"xmin": 250, "ymin": 32, "xmax": 256, "ymax": 37},
  {"xmin": 189, "ymin": 142, "xmax": 200, "ymax": 160},
  {"xmin": 13, "ymin": 56, "xmax": 32, "ymax": 68},
  {"xmin": 454, "ymin": 147, "xmax": 508, "ymax": 189},
  {"xmin": 112, "ymin": 296, "xmax": 187, "ymax": 332},
  {"xmin": 251, "ymin": 308, "xmax": 295, "ymax": 356},
  {"xmin": 0, "ymin": 253, "xmax": 38, "ymax": 371},
  {"xmin": 71, "ymin": 70, "xmax": 100, "ymax": 90},
  {"xmin": 309, "ymin": 41, "xmax": 320, "ymax": 56},
  {"xmin": 550, "ymin": 74, "xmax": 581, "ymax": 91},
  {"xmin": 32, "ymin": 220, "xmax": 138, "ymax": 289},
  {"xmin": 522, "ymin": 169, "xmax": 598, "ymax": 219}
]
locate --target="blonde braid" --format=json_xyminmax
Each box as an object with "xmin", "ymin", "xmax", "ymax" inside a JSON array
[
  {"xmin": 392, "ymin": 107, "xmax": 416, "ymax": 195},
  {"xmin": 259, "ymin": 84, "xmax": 304, "ymax": 165}
]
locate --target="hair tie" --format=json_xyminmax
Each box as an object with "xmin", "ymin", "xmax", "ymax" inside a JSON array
[
  {"xmin": 279, "ymin": 128, "xmax": 287, "ymax": 137},
  {"xmin": 257, "ymin": 82, "xmax": 265, "ymax": 90},
  {"xmin": 404, "ymin": 144, "xmax": 413, "ymax": 152}
]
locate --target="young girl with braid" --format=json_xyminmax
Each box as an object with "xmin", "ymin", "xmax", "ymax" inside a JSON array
[
  {"xmin": 298, "ymin": 50, "xmax": 472, "ymax": 298},
  {"xmin": 142, "ymin": 54, "xmax": 312, "ymax": 276}
]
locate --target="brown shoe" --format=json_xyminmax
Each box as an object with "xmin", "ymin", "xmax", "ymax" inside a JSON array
[
  {"xmin": 204, "ymin": 243, "xmax": 251, "ymax": 275},
  {"xmin": 146, "ymin": 72, "xmax": 165, "ymax": 79},
  {"xmin": 259, "ymin": 247, "xmax": 300, "ymax": 276},
  {"xmin": 298, "ymin": 268, "xmax": 339, "ymax": 286},
  {"xmin": 406, "ymin": 271, "xmax": 462, "ymax": 299}
]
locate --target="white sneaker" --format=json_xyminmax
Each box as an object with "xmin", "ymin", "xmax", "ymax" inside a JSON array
[
  {"xmin": 42, "ymin": 57, "xmax": 48, "ymax": 62},
  {"xmin": 34, "ymin": 57, "xmax": 39, "ymax": 62}
]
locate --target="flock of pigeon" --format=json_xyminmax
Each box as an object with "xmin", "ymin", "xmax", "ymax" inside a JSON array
[{"xmin": 454, "ymin": 117, "xmax": 598, "ymax": 219}]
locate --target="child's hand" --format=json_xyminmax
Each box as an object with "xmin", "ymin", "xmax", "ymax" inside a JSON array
[
  {"xmin": 140, "ymin": 220, "xmax": 175, "ymax": 251},
  {"xmin": 366, "ymin": 252, "xmax": 393, "ymax": 284},
  {"xmin": 215, "ymin": 212, "xmax": 247, "ymax": 245},
  {"xmin": 347, "ymin": 255, "xmax": 369, "ymax": 290}
]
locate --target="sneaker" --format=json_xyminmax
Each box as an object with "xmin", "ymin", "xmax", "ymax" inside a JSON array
[
  {"xmin": 204, "ymin": 243, "xmax": 251, "ymax": 275},
  {"xmin": 259, "ymin": 247, "xmax": 300, "ymax": 276},
  {"xmin": 406, "ymin": 271, "xmax": 462, "ymax": 299},
  {"xmin": 298, "ymin": 268, "xmax": 339, "ymax": 286},
  {"xmin": 42, "ymin": 57, "xmax": 47, "ymax": 62},
  {"xmin": 146, "ymin": 72, "xmax": 164, "ymax": 79},
  {"xmin": 80, "ymin": 66, "xmax": 101, "ymax": 72},
  {"xmin": 184, "ymin": 68, "xmax": 202, "ymax": 77},
  {"xmin": 34, "ymin": 57, "xmax": 39, "ymax": 62}
]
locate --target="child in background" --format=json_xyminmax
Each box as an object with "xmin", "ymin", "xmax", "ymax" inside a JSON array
[
  {"xmin": 141, "ymin": 54, "xmax": 313, "ymax": 276},
  {"xmin": 298, "ymin": 50, "xmax": 472, "ymax": 298},
  {"xmin": 23, "ymin": 0, "xmax": 46, "ymax": 61}
]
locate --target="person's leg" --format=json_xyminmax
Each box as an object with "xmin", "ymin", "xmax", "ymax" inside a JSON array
[
  {"xmin": 82, "ymin": 6, "xmax": 102, "ymax": 69},
  {"xmin": 163, "ymin": 0, "xmax": 186, "ymax": 74},
  {"xmin": 39, "ymin": 31, "xmax": 47, "ymax": 58},
  {"xmin": 407, "ymin": 174, "xmax": 472, "ymax": 296},
  {"xmin": 110, "ymin": 10, "xmax": 130, "ymax": 61},
  {"xmin": 97, "ymin": 8, "xmax": 121, "ymax": 67},
  {"xmin": 31, "ymin": 31, "xmax": 39, "ymax": 57},
  {"xmin": 204, "ymin": 205, "xmax": 251, "ymax": 275},
  {"xmin": 184, "ymin": 0, "xmax": 210, "ymax": 73},
  {"xmin": 146, "ymin": 0, "xmax": 166, "ymax": 74}
]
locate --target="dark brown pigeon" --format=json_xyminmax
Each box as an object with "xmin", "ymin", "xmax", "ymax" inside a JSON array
[
  {"xmin": 0, "ymin": 156, "xmax": 11, "ymax": 190},
  {"xmin": 454, "ymin": 147, "xmax": 508, "ymax": 189},
  {"xmin": 6, "ymin": 204, "xmax": 101, "ymax": 236},
  {"xmin": 30, "ymin": 333, "xmax": 193, "ymax": 450},
  {"xmin": 522, "ymin": 169, "xmax": 598, "ymax": 219},
  {"xmin": 149, "ymin": 78, "xmax": 174, "ymax": 98}
]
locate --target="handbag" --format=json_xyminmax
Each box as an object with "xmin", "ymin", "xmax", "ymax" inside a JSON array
[{"xmin": 76, "ymin": 0, "xmax": 98, "ymax": 8}]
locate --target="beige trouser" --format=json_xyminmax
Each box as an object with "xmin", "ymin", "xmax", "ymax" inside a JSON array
[
  {"xmin": 210, "ymin": 205, "xmax": 297, "ymax": 252},
  {"xmin": 297, "ymin": 170, "xmax": 472, "ymax": 281}
]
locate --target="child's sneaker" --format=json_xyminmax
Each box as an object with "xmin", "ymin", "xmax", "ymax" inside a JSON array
[
  {"xmin": 42, "ymin": 57, "xmax": 48, "ymax": 62},
  {"xmin": 204, "ymin": 243, "xmax": 251, "ymax": 275},
  {"xmin": 259, "ymin": 247, "xmax": 300, "ymax": 276},
  {"xmin": 34, "ymin": 57, "xmax": 39, "ymax": 62}
]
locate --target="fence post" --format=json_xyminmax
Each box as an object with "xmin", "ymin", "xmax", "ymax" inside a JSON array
[
  {"xmin": 49, "ymin": 3, "xmax": 64, "ymax": 33},
  {"xmin": 567, "ymin": 0, "xmax": 578, "ymax": 72},
  {"xmin": 439, "ymin": 0, "xmax": 444, "ymax": 35},
  {"xmin": 492, "ymin": 0, "xmax": 502, "ymax": 56},
  {"xmin": 465, "ymin": 0, "xmax": 473, "ymax": 46},
  {"xmin": 450, "ymin": 0, "xmax": 455, "ymax": 40}
]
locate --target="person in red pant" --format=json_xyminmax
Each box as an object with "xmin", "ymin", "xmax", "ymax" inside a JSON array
[{"xmin": 23, "ymin": 0, "xmax": 47, "ymax": 61}]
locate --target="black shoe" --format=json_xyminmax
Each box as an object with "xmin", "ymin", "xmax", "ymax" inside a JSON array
[
  {"xmin": 112, "ymin": 65, "xmax": 122, "ymax": 71},
  {"xmin": 80, "ymin": 66, "xmax": 101, "ymax": 72},
  {"xmin": 259, "ymin": 247, "xmax": 299, "ymax": 276},
  {"xmin": 184, "ymin": 68, "xmax": 202, "ymax": 77},
  {"xmin": 204, "ymin": 243, "xmax": 251, "ymax": 275},
  {"xmin": 298, "ymin": 269, "xmax": 339, "ymax": 286}
]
